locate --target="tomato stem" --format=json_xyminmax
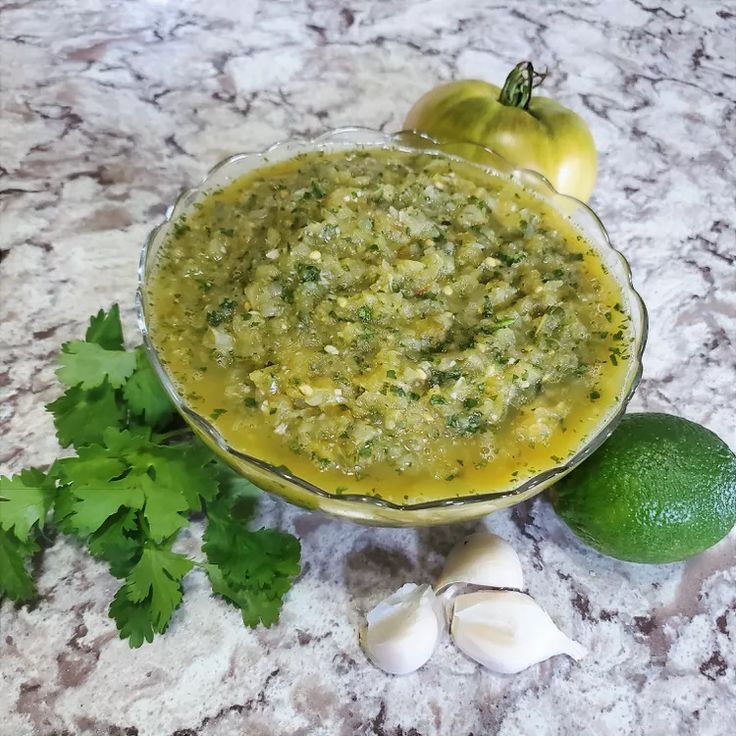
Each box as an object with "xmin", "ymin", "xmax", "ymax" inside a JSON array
[{"xmin": 498, "ymin": 61, "xmax": 547, "ymax": 110}]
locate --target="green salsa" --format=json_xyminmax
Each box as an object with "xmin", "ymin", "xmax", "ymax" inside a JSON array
[{"xmin": 147, "ymin": 148, "xmax": 633, "ymax": 502}]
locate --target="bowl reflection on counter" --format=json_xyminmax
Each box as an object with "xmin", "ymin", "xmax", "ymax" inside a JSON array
[{"xmin": 136, "ymin": 127, "xmax": 647, "ymax": 527}]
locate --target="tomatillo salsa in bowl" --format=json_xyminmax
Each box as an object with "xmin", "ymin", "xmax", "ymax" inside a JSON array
[{"xmin": 137, "ymin": 128, "xmax": 646, "ymax": 526}]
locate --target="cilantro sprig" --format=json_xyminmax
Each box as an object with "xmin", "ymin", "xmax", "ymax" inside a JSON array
[
  {"xmin": 0, "ymin": 305, "xmax": 301, "ymax": 647},
  {"xmin": 0, "ymin": 469, "xmax": 54, "ymax": 601},
  {"xmin": 203, "ymin": 471, "xmax": 301, "ymax": 627}
]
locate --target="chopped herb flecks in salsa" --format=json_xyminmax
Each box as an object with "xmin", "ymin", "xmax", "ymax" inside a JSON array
[{"xmin": 147, "ymin": 149, "xmax": 633, "ymax": 502}]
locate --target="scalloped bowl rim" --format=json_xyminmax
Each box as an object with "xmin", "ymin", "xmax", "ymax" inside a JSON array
[{"xmin": 136, "ymin": 126, "xmax": 648, "ymax": 514}]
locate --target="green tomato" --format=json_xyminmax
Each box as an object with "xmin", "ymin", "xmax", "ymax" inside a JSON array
[{"xmin": 404, "ymin": 62, "xmax": 597, "ymax": 202}]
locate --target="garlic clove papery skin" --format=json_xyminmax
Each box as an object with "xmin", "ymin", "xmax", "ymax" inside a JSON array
[
  {"xmin": 436, "ymin": 532, "xmax": 524, "ymax": 593},
  {"xmin": 450, "ymin": 590, "xmax": 587, "ymax": 674},
  {"xmin": 362, "ymin": 583, "xmax": 445, "ymax": 675}
]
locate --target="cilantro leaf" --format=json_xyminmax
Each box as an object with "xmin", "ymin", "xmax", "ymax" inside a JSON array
[
  {"xmin": 0, "ymin": 529, "xmax": 38, "ymax": 602},
  {"xmin": 46, "ymin": 381, "xmax": 125, "ymax": 448},
  {"xmin": 139, "ymin": 475, "xmax": 189, "ymax": 542},
  {"xmin": 207, "ymin": 564, "xmax": 285, "ymax": 628},
  {"xmin": 69, "ymin": 482, "xmax": 145, "ymax": 536},
  {"xmin": 53, "ymin": 486, "xmax": 78, "ymax": 533},
  {"xmin": 87, "ymin": 508, "xmax": 143, "ymax": 577},
  {"xmin": 97, "ymin": 428, "xmax": 218, "ymax": 511},
  {"xmin": 100, "ymin": 425, "xmax": 154, "ymax": 455},
  {"xmin": 56, "ymin": 341, "xmax": 137, "ymax": 390},
  {"xmin": 125, "ymin": 546, "xmax": 193, "ymax": 631},
  {"xmin": 56, "ymin": 429, "xmax": 217, "ymax": 545},
  {"xmin": 148, "ymin": 444, "xmax": 219, "ymax": 511},
  {"xmin": 54, "ymin": 442, "xmax": 140, "ymax": 536},
  {"xmin": 204, "ymin": 491, "xmax": 300, "ymax": 628},
  {"xmin": 213, "ymin": 463, "xmax": 263, "ymax": 510},
  {"xmin": 55, "ymin": 444, "xmax": 127, "ymax": 490},
  {"xmin": 123, "ymin": 347, "xmax": 176, "ymax": 427},
  {"xmin": 0, "ymin": 469, "xmax": 53, "ymax": 541},
  {"xmin": 217, "ymin": 528, "xmax": 301, "ymax": 598},
  {"xmin": 109, "ymin": 585, "xmax": 156, "ymax": 648},
  {"xmin": 85, "ymin": 304, "xmax": 124, "ymax": 350},
  {"xmin": 110, "ymin": 546, "xmax": 193, "ymax": 648},
  {"xmin": 103, "ymin": 428, "xmax": 218, "ymax": 507}
]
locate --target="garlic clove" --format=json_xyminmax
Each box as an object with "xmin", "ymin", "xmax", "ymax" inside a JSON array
[
  {"xmin": 361, "ymin": 583, "xmax": 445, "ymax": 675},
  {"xmin": 451, "ymin": 590, "xmax": 587, "ymax": 674},
  {"xmin": 436, "ymin": 531, "xmax": 524, "ymax": 593},
  {"xmin": 436, "ymin": 583, "xmax": 460, "ymax": 623}
]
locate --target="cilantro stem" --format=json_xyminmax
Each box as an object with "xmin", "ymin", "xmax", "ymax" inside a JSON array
[{"xmin": 153, "ymin": 427, "xmax": 194, "ymax": 444}]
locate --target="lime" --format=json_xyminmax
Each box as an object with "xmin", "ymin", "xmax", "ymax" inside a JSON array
[{"xmin": 550, "ymin": 413, "xmax": 736, "ymax": 563}]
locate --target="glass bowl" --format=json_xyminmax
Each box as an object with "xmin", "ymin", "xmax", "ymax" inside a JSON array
[{"xmin": 136, "ymin": 127, "xmax": 647, "ymax": 526}]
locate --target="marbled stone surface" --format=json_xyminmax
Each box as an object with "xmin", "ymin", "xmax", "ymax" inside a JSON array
[{"xmin": 1, "ymin": 1, "xmax": 735, "ymax": 734}]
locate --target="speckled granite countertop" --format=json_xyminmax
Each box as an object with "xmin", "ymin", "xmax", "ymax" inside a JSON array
[{"xmin": 1, "ymin": 1, "xmax": 735, "ymax": 734}]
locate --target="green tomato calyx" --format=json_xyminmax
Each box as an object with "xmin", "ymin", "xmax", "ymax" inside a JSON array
[{"xmin": 498, "ymin": 61, "xmax": 548, "ymax": 110}]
